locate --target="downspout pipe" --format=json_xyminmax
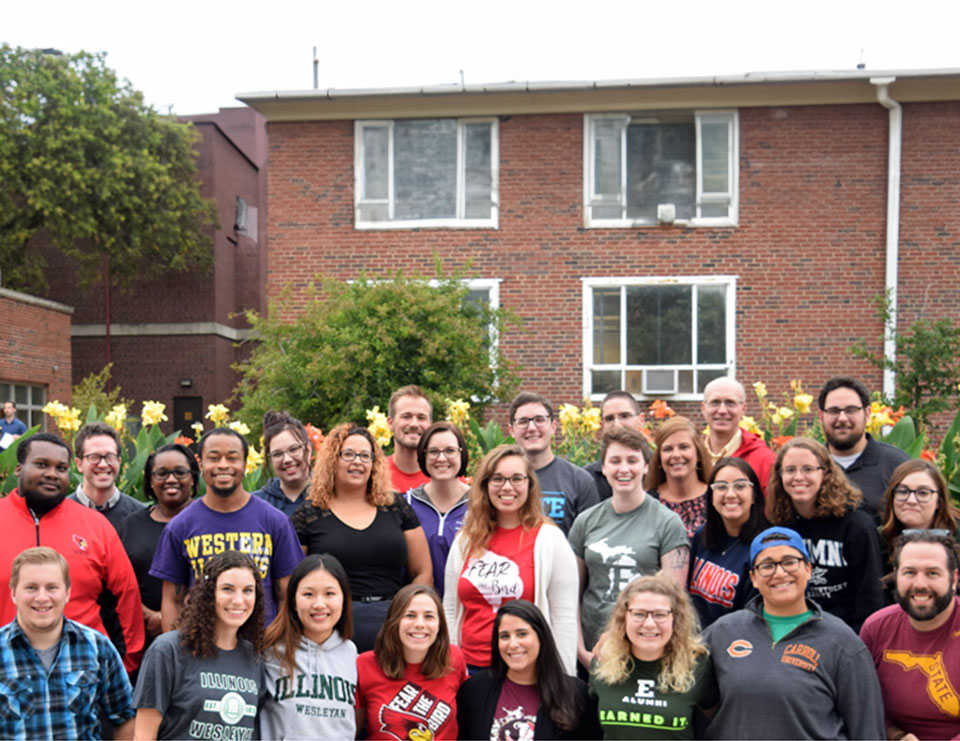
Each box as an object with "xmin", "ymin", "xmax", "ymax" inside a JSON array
[{"xmin": 871, "ymin": 77, "xmax": 901, "ymax": 402}]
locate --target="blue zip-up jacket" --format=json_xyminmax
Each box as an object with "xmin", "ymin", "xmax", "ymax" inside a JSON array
[{"xmin": 405, "ymin": 485, "xmax": 468, "ymax": 597}]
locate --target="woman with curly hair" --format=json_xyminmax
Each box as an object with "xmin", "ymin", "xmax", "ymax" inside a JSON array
[
  {"xmin": 252, "ymin": 411, "xmax": 314, "ymax": 516},
  {"xmin": 457, "ymin": 600, "xmax": 600, "ymax": 740},
  {"xmin": 443, "ymin": 444, "xmax": 578, "ymax": 674},
  {"xmin": 356, "ymin": 584, "xmax": 467, "ymax": 739},
  {"xmin": 259, "ymin": 554, "xmax": 357, "ymax": 740},
  {"xmin": 133, "ymin": 550, "xmax": 265, "ymax": 740},
  {"xmin": 590, "ymin": 573, "xmax": 715, "ymax": 740},
  {"xmin": 766, "ymin": 437, "xmax": 883, "ymax": 631},
  {"xmin": 291, "ymin": 423, "xmax": 431, "ymax": 653},
  {"xmin": 645, "ymin": 416, "xmax": 713, "ymax": 538}
]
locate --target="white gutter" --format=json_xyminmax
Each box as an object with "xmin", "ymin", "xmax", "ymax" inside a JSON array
[{"xmin": 871, "ymin": 77, "xmax": 902, "ymax": 402}]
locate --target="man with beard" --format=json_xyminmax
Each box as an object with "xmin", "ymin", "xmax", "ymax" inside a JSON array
[
  {"xmin": 385, "ymin": 385, "xmax": 432, "ymax": 493},
  {"xmin": 0, "ymin": 433, "xmax": 144, "ymax": 672},
  {"xmin": 150, "ymin": 428, "xmax": 302, "ymax": 631},
  {"xmin": 818, "ymin": 376, "xmax": 909, "ymax": 519},
  {"xmin": 860, "ymin": 530, "xmax": 960, "ymax": 741}
]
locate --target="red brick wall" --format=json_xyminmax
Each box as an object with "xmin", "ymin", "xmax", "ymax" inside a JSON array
[
  {"xmin": 0, "ymin": 291, "xmax": 73, "ymax": 428},
  {"xmin": 264, "ymin": 102, "xmax": 960, "ymax": 427}
]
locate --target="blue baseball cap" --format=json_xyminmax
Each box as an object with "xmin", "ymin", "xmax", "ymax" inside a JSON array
[{"xmin": 750, "ymin": 526, "xmax": 810, "ymax": 565}]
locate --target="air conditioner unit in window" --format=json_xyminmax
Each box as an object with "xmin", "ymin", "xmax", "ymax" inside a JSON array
[
  {"xmin": 657, "ymin": 203, "xmax": 676, "ymax": 224},
  {"xmin": 643, "ymin": 369, "xmax": 677, "ymax": 395}
]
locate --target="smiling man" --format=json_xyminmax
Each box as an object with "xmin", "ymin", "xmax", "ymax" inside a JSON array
[
  {"xmin": 703, "ymin": 526, "xmax": 884, "ymax": 740},
  {"xmin": 860, "ymin": 530, "xmax": 960, "ymax": 741},
  {"xmin": 68, "ymin": 422, "xmax": 144, "ymax": 529},
  {"xmin": 507, "ymin": 392, "xmax": 598, "ymax": 535},
  {"xmin": 0, "ymin": 547, "xmax": 135, "ymax": 739},
  {"xmin": 150, "ymin": 427, "xmax": 303, "ymax": 630},
  {"xmin": 385, "ymin": 385, "xmax": 432, "ymax": 493},
  {"xmin": 0, "ymin": 433, "xmax": 144, "ymax": 673},
  {"xmin": 583, "ymin": 391, "xmax": 643, "ymax": 501}
]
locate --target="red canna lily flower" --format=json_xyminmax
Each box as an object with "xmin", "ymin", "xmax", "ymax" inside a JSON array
[
  {"xmin": 305, "ymin": 423, "xmax": 325, "ymax": 451},
  {"xmin": 174, "ymin": 436, "xmax": 193, "ymax": 447},
  {"xmin": 649, "ymin": 400, "xmax": 676, "ymax": 420},
  {"xmin": 921, "ymin": 449, "xmax": 937, "ymax": 462},
  {"xmin": 771, "ymin": 434, "xmax": 794, "ymax": 450}
]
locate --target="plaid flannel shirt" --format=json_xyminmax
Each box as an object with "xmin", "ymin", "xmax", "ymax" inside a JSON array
[{"xmin": 0, "ymin": 617, "xmax": 134, "ymax": 740}]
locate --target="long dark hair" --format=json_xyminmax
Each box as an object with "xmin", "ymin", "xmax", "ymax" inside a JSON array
[
  {"xmin": 264, "ymin": 554, "xmax": 353, "ymax": 682},
  {"xmin": 142, "ymin": 443, "xmax": 200, "ymax": 501},
  {"xmin": 879, "ymin": 459, "xmax": 960, "ymax": 560},
  {"xmin": 179, "ymin": 551, "xmax": 265, "ymax": 659},
  {"xmin": 490, "ymin": 600, "xmax": 581, "ymax": 731},
  {"xmin": 374, "ymin": 584, "xmax": 452, "ymax": 680},
  {"xmin": 703, "ymin": 457, "xmax": 769, "ymax": 550}
]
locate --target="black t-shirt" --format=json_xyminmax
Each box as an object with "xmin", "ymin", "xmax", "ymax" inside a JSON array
[
  {"xmin": 292, "ymin": 493, "xmax": 420, "ymax": 599},
  {"xmin": 117, "ymin": 506, "xmax": 168, "ymax": 612}
]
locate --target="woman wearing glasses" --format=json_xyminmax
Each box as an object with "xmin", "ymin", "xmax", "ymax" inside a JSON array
[
  {"xmin": 292, "ymin": 423, "xmax": 432, "ymax": 652},
  {"xmin": 253, "ymin": 411, "xmax": 314, "ymax": 517},
  {"xmin": 878, "ymin": 459, "xmax": 960, "ymax": 565},
  {"xmin": 590, "ymin": 574, "xmax": 715, "ymax": 740},
  {"xmin": 444, "ymin": 444, "xmax": 578, "ymax": 674},
  {"xmin": 766, "ymin": 437, "xmax": 883, "ymax": 632},
  {"xmin": 406, "ymin": 422, "xmax": 471, "ymax": 597},
  {"xmin": 117, "ymin": 443, "xmax": 197, "ymax": 649},
  {"xmin": 688, "ymin": 457, "xmax": 768, "ymax": 627}
]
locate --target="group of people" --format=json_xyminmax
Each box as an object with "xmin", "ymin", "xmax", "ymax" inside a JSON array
[{"xmin": 0, "ymin": 376, "xmax": 956, "ymax": 739}]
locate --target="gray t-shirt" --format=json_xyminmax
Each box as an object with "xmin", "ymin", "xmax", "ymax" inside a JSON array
[
  {"xmin": 569, "ymin": 496, "xmax": 688, "ymax": 648},
  {"xmin": 536, "ymin": 456, "xmax": 600, "ymax": 535},
  {"xmin": 35, "ymin": 644, "xmax": 58, "ymax": 672},
  {"xmin": 133, "ymin": 630, "xmax": 263, "ymax": 741}
]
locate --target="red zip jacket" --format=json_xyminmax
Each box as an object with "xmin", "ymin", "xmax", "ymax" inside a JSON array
[
  {"xmin": 0, "ymin": 490, "xmax": 145, "ymax": 672},
  {"xmin": 734, "ymin": 430, "xmax": 776, "ymax": 496}
]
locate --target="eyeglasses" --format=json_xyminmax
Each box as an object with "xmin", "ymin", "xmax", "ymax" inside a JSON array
[
  {"xmin": 627, "ymin": 609, "xmax": 673, "ymax": 624},
  {"xmin": 822, "ymin": 405, "xmax": 864, "ymax": 418},
  {"xmin": 709, "ymin": 479, "xmax": 753, "ymax": 494},
  {"xmin": 902, "ymin": 528, "xmax": 951, "ymax": 538},
  {"xmin": 339, "ymin": 449, "xmax": 373, "ymax": 463},
  {"xmin": 705, "ymin": 399, "xmax": 743, "ymax": 409},
  {"xmin": 602, "ymin": 411, "xmax": 637, "ymax": 424},
  {"xmin": 427, "ymin": 446, "xmax": 460, "ymax": 460},
  {"xmin": 753, "ymin": 556, "xmax": 805, "ymax": 577},
  {"xmin": 151, "ymin": 468, "xmax": 193, "ymax": 482},
  {"xmin": 488, "ymin": 474, "xmax": 529, "ymax": 488},
  {"xmin": 782, "ymin": 465, "xmax": 824, "ymax": 477},
  {"xmin": 893, "ymin": 486, "xmax": 937, "ymax": 503},
  {"xmin": 512, "ymin": 415, "xmax": 551, "ymax": 428},
  {"xmin": 82, "ymin": 452, "xmax": 120, "ymax": 466},
  {"xmin": 269, "ymin": 442, "xmax": 306, "ymax": 463}
]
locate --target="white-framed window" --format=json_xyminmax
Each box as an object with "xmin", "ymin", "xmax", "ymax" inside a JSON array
[
  {"xmin": 0, "ymin": 382, "xmax": 47, "ymax": 428},
  {"xmin": 355, "ymin": 118, "xmax": 499, "ymax": 229},
  {"xmin": 582, "ymin": 276, "xmax": 736, "ymax": 400},
  {"xmin": 584, "ymin": 111, "xmax": 738, "ymax": 227}
]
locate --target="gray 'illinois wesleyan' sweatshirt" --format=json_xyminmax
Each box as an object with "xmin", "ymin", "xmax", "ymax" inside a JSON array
[
  {"xmin": 258, "ymin": 631, "xmax": 358, "ymax": 741},
  {"xmin": 703, "ymin": 596, "xmax": 884, "ymax": 740}
]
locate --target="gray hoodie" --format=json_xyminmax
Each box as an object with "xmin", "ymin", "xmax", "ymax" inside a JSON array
[
  {"xmin": 258, "ymin": 631, "xmax": 358, "ymax": 740},
  {"xmin": 703, "ymin": 596, "xmax": 884, "ymax": 740}
]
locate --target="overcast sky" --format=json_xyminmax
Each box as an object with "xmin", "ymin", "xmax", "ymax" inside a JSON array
[{"xmin": 7, "ymin": 0, "xmax": 960, "ymax": 115}]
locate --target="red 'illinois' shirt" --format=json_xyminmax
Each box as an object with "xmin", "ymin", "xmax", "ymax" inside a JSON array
[
  {"xmin": 457, "ymin": 524, "xmax": 540, "ymax": 666},
  {"xmin": 356, "ymin": 645, "xmax": 467, "ymax": 740}
]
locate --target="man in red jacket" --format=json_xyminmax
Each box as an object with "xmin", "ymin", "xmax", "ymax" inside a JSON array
[
  {"xmin": 0, "ymin": 433, "xmax": 144, "ymax": 673},
  {"xmin": 701, "ymin": 377, "xmax": 775, "ymax": 495}
]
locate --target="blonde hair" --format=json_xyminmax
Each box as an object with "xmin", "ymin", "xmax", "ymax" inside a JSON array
[
  {"xmin": 10, "ymin": 547, "xmax": 70, "ymax": 590},
  {"xmin": 308, "ymin": 424, "xmax": 393, "ymax": 508},
  {"xmin": 458, "ymin": 445, "xmax": 552, "ymax": 558},
  {"xmin": 593, "ymin": 573, "xmax": 707, "ymax": 692}
]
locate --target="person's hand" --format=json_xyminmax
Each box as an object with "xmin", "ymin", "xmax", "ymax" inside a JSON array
[{"xmin": 144, "ymin": 607, "xmax": 163, "ymax": 638}]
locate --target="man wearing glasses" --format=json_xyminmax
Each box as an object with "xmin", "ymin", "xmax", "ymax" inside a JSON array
[
  {"xmin": 818, "ymin": 377, "xmax": 909, "ymax": 519},
  {"xmin": 507, "ymin": 391, "xmax": 598, "ymax": 535},
  {"xmin": 68, "ymin": 422, "xmax": 145, "ymax": 529},
  {"xmin": 703, "ymin": 526, "xmax": 884, "ymax": 740},
  {"xmin": 860, "ymin": 530, "xmax": 960, "ymax": 741}
]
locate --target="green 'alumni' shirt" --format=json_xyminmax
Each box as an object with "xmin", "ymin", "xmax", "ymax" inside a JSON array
[{"xmin": 590, "ymin": 653, "xmax": 716, "ymax": 740}]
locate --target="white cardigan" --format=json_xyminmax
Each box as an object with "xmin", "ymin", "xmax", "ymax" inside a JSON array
[{"xmin": 443, "ymin": 522, "xmax": 578, "ymax": 675}]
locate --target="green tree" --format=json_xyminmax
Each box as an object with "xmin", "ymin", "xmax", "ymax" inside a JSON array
[
  {"xmin": 234, "ymin": 269, "xmax": 521, "ymax": 431},
  {"xmin": 0, "ymin": 45, "xmax": 216, "ymax": 292},
  {"xmin": 851, "ymin": 293, "xmax": 960, "ymax": 431}
]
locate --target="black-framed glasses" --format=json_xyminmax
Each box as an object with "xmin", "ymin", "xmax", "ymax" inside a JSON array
[
  {"xmin": 269, "ymin": 442, "xmax": 306, "ymax": 463},
  {"xmin": 339, "ymin": 449, "xmax": 373, "ymax": 464},
  {"xmin": 488, "ymin": 474, "xmax": 529, "ymax": 488},
  {"xmin": 627, "ymin": 609, "xmax": 673, "ymax": 624},
  {"xmin": 753, "ymin": 556, "xmax": 805, "ymax": 577},
  {"xmin": 151, "ymin": 468, "xmax": 193, "ymax": 481},
  {"xmin": 710, "ymin": 479, "xmax": 753, "ymax": 494},
  {"xmin": 427, "ymin": 446, "xmax": 460, "ymax": 460},
  {"xmin": 822, "ymin": 405, "xmax": 864, "ymax": 418},
  {"xmin": 82, "ymin": 452, "xmax": 120, "ymax": 466},
  {"xmin": 782, "ymin": 465, "xmax": 824, "ymax": 477},
  {"xmin": 512, "ymin": 415, "xmax": 551, "ymax": 428},
  {"xmin": 892, "ymin": 486, "xmax": 937, "ymax": 503}
]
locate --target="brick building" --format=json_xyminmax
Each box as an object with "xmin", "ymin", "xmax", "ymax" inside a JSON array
[
  {"xmin": 239, "ymin": 70, "xmax": 960, "ymax": 423},
  {"xmin": 0, "ymin": 288, "xmax": 73, "ymax": 431},
  {"xmin": 45, "ymin": 107, "xmax": 267, "ymax": 435}
]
